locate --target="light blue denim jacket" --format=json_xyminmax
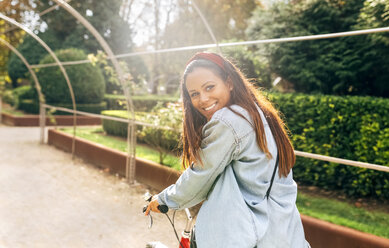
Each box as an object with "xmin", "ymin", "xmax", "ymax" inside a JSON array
[{"xmin": 158, "ymin": 105, "xmax": 309, "ymax": 248}]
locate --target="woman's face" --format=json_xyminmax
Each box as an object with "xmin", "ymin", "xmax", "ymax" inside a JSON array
[{"xmin": 185, "ymin": 67, "xmax": 232, "ymax": 121}]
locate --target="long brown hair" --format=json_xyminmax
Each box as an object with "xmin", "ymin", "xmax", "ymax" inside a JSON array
[{"xmin": 181, "ymin": 53, "xmax": 295, "ymax": 177}]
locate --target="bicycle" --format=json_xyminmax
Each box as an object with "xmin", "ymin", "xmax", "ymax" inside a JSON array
[{"xmin": 143, "ymin": 191, "xmax": 194, "ymax": 248}]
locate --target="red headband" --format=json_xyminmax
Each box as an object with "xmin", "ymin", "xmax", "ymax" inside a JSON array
[{"xmin": 186, "ymin": 52, "xmax": 226, "ymax": 72}]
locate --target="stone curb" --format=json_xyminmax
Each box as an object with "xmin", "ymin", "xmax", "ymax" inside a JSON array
[
  {"xmin": 47, "ymin": 128, "xmax": 389, "ymax": 248},
  {"xmin": 1, "ymin": 112, "xmax": 101, "ymax": 126}
]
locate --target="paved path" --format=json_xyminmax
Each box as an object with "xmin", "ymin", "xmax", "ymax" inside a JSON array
[{"xmin": 0, "ymin": 125, "xmax": 187, "ymax": 248}]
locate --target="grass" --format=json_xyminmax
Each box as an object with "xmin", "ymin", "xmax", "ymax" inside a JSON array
[
  {"xmin": 60, "ymin": 126, "xmax": 389, "ymax": 239},
  {"xmin": 60, "ymin": 126, "xmax": 181, "ymax": 171},
  {"xmin": 1, "ymin": 107, "xmax": 25, "ymax": 116},
  {"xmin": 296, "ymin": 192, "xmax": 389, "ymax": 238}
]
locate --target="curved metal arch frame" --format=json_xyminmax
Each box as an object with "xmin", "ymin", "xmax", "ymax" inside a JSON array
[
  {"xmin": 191, "ymin": 0, "xmax": 221, "ymax": 53},
  {"xmin": 0, "ymin": 37, "xmax": 46, "ymax": 144},
  {"xmin": 1, "ymin": 0, "xmax": 221, "ymax": 185},
  {"xmin": 52, "ymin": 0, "xmax": 137, "ymax": 184},
  {"xmin": 0, "ymin": 13, "xmax": 78, "ymax": 158}
]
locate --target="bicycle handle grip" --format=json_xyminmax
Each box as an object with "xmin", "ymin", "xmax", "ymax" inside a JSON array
[{"xmin": 157, "ymin": 205, "xmax": 169, "ymax": 213}]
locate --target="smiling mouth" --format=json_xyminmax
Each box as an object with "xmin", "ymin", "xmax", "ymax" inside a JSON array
[{"xmin": 204, "ymin": 103, "xmax": 216, "ymax": 111}]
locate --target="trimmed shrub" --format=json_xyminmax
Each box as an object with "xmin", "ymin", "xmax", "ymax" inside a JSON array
[
  {"xmin": 102, "ymin": 103, "xmax": 182, "ymax": 165},
  {"xmin": 18, "ymin": 100, "xmax": 107, "ymax": 115},
  {"xmin": 13, "ymin": 85, "xmax": 35, "ymax": 101},
  {"xmin": 104, "ymin": 94, "xmax": 179, "ymax": 111},
  {"xmin": 266, "ymin": 93, "xmax": 389, "ymax": 199},
  {"xmin": 35, "ymin": 48, "xmax": 105, "ymax": 104},
  {"xmin": 7, "ymin": 31, "xmax": 61, "ymax": 87},
  {"xmin": 137, "ymin": 102, "xmax": 182, "ymax": 164},
  {"xmin": 2, "ymin": 89, "xmax": 16, "ymax": 106},
  {"xmin": 101, "ymin": 110, "xmax": 147, "ymax": 137},
  {"xmin": 18, "ymin": 99, "xmax": 39, "ymax": 114}
]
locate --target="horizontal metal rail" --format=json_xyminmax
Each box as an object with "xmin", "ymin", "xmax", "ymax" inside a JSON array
[
  {"xmin": 43, "ymin": 104, "xmax": 174, "ymax": 131},
  {"xmin": 30, "ymin": 26, "xmax": 389, "ymax": 69},
  {"xmin": 43, "ymin": 104, "xmax": 389, "ymax": 173},
  {"xmin": 294, "ymin": 151, "xmax": 389, "ymax": 173}
]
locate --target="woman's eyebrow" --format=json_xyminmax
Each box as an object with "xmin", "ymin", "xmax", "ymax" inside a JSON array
[
  {"xmin": 188, "ymin": 81, "xmax": 214, "ymax": 93},
  {"xmin": 201, "ymin": 81, "xmax": 214, "ymax": 88}
]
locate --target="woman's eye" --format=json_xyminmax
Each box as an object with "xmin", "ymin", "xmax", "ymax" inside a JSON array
[
  {"xmin": 206, "ymin": 85, "xmax": 214, "ymax": 91},
  {"xmin": 190, "ymin": 92, "xmax": 199, "ymax": 98}
]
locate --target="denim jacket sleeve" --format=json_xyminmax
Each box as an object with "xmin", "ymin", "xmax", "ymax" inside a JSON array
[{"xmin": 157, "ymin": 116, "xmax": 239, "ymax": 210}]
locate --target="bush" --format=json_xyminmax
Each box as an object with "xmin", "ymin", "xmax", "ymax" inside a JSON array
[
  {"xmin": 2, "ymin": 89, "xmax": 16, "ymax": 106},
  {"xmin": 18, "ymin": 99, "xmax": 39, "ymax": 114},
  {"xmin": 266, "ymin": 92, "xmax": 389, "ymax": 199},
  {"xmin": 35, "ymin": 48, "xmax": 105, "ymax": 104},
  {"xmin": 101, "ymin": 110, "xmax": 147, "ymax": 137},
  {"xmin": 102, "ymin": 103, "xmax": 182, "ymax": 165},
  {"xmin": 1, "ymin": 86, "xmax": 37, "ymax": 109},
  {"xmin": 7, "ymin": 31, "xmax": 61, "ymax": 87},
  {"xmin": 137, "ymin": 102, "xmax": 182, "ymax": 164},
  {"xmin": 104, "ymin": 94, "xmax": 179, "ymax": 111},
  {"xmin": 18, "ymin": 100, "xmax": 107, "ymax": 115}
]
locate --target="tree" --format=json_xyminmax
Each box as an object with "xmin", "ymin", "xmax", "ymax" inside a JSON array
[
  {"xmin": 247, "ymin": 0, "xmax": 389, "ymax": 97},
  {"xmin": 7, "ymin": 30, "xmax": 61, "ymax": 87},
  {"xmin": 6, "ymin": 0, "xmax": 148, "ymax": 91},
  {"xmin": 0, "ymin": 0, "xmax": 34, "ymax": 84},
  {"xmin": 152, "ymin": 0, "xmax": 260, "ymax": 94}
]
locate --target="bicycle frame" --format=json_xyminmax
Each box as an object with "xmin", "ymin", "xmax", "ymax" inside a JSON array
[{"xmin": 144, "ymin": 192, "xmax": 194, "ymax": 248}]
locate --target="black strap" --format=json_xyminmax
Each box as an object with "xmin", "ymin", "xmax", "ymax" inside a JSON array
[{"xmin": 265, "ymin": 152, "xmax": 279, "ymax": 199}]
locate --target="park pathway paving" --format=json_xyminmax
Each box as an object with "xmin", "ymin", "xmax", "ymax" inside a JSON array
[{"xmin": 0, "ymin": 125, "xmax": 186, "ymax": 248}]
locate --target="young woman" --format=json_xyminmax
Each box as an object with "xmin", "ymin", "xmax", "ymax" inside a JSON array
[{"xmin": 145, "ymin": 52, "xmax": 310, "ymax": 248}]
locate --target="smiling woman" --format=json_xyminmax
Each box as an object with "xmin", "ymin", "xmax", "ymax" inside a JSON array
[
  {"xmin": 145, "ymin": 52, "xmax": 310, "ymax": 248},
  {"xmin": 185, "ymin": 67, "xmax": 233, "ymax": 121}
]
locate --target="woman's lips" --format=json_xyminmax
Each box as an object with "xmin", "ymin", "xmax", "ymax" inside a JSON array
[{"xmin": 204, "ymin": 103, "xmax": 216, "ymax": 111}]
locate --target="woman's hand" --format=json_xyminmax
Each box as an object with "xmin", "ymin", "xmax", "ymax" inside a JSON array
[{"xmin": 144, "ymin": 195, "xmax": 161, "ymax": 216}]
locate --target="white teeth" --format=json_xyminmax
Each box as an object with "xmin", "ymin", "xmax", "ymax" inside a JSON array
[{"xmin": 204, "ymin": 103, "xmax": 216, "ymax": 111}]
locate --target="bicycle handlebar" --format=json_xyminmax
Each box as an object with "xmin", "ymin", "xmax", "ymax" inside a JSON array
[{"xmin": 143, "ymin": 191, "xmax": 169, "ymax": 214}]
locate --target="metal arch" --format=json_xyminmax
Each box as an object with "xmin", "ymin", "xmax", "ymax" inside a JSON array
[
  {"xmin": 190, "ymin": 0, "xmax": 221, "ymax": 54},
  {"xmin": 51, "ymin": 0, "xmax": 137, "ymax": 184},
  {"xmin": 0, "ymin": 37, "xmax": 46, "ymax": 144},
  {"xmin": 0, "ymin": 13, "xmax": 78, "ymax": 157}
]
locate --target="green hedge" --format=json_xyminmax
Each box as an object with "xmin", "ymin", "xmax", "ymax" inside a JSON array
[
  {"xmin": 102, "ymin": 93, "xmax": 389, "ymax": 199},
  {"xmin": 101, "ymin": 110, "xmax": 147, "ymax": 138},
  {"xmin": 102, "ymin": 103, "xmax": 181, "ymax": 154},
  {"xmin": 266, "ymin": 93, "xmax": 389, "ymax": 199},
  {"xmin": 104, "ymin": 94, "xmax": 179, "ymax": 111},
  {"xmin": 35, "ymin": 48, "xmax": 105, "ymax": 104},
  {"xmin": 18, "ymin": 99, "xmax": 107, "ymax": 115}
]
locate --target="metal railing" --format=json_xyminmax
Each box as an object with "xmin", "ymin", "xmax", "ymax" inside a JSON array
[{"xmin": 42, "ymin": 105, "xmax": 389, "ymax": 173}]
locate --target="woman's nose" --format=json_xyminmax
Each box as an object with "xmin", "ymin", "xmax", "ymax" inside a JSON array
[{"xmin": 199, "ymin": 93, "xmax": 209, "ymax": 103}]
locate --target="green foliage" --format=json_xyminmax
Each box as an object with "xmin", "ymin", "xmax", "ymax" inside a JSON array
[
  {"xmin": 102, "ymin": 102, "xmax": 182, "ymax": 165},
  {"xmin": 266, "ymin": 92, "xmax": 389, "ymax": 199},
  {"xmin": 1, "ymin": 85, "xmax": 36, "ymax": 109},
  {"xmin": 247, "ymin": 0, "xmax": 389, "ymax": 97},
  {"xmin": 35, "ymin": 48, "xmax": 105, "ymax": 104},
  {"xmin": 17, "ymin": 100, "xmax": 107, "ymax": 115},
  {"xmin": 104, "ymin": 94, "xmax": 179, "ymax": 111},
  {"xmin": 137, "ymin": 102, "xmax": 182, "ymax": 165},
  {"xmin": 36, "ymin": 0, "xmax": 133, "ymax": 55},
  {"xmin": 221, "ymin": 41, "xmax": 272, "ymax": 88},
  {"xmin": 13, "ymin": 85, "xmax": 35, "ymax": 101},
  {"xmin": 7, "ymin": 30, "xmax": 61, "ymax": 87},
  {"xmin": 2, "ymin": 89, "xmax": 17, "ymax": 106},
  {"xmin": 17, "ymin": 99, "xmax": 39, "ymax": 114},
  {"xmin": 101, "ymin": 110, "xmax": 146, "ymax": 137}
]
